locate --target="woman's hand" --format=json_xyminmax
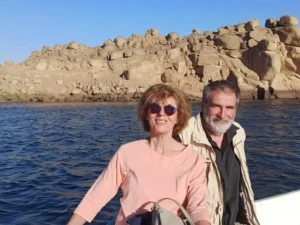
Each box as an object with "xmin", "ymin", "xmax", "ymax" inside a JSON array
[{"xmin": 66, "ymin": 213, "xmax": 87, "ymax": 225}]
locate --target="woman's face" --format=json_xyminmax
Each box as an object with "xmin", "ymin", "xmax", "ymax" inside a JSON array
[{"xmin": 147, "ymin": 97, "xmax": 178, "ymax": 136}]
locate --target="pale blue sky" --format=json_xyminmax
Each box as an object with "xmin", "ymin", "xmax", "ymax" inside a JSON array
[{"xmin": 1, "ymin": 0, "xmax": 299, "ymax": 64}]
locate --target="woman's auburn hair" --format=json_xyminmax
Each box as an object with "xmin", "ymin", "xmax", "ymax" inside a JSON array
[{"xmin": 137, "ymin": 83, "xmax": 191, "ymax": 136}]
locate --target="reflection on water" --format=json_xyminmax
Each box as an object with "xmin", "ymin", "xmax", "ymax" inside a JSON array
[{"xmin": 0, "ymin": 99, "xmax": 300, "ymax": 225}]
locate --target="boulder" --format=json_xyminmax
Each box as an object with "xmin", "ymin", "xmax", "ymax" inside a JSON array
[
  {"xmin": 188, "ymin": 53, "xmax": 198, "ymax": 65},
  {"xmin": 218, "ymin": 27, "xmax": 229, "ymax": 34},
  {"xmin": 124, "ymin": 50, "xmax": 133, "ymax": 58},
  {"xmin": 122, "ymin": 60, "xmax": 163, "ymax": 84},
  {"xmin": 67, "ymin": 41, "xmax": 79, "ymax": 50},
  {"xmin": 227, "ymin": 50, "xmax": 241, "ymax": 59},
  {"xmin": 190, "ymin": 42, "xmax": 206, "ymax": 52},
  {"xmin": 54, "ymin": 44, "xmax": 63, "ymax": 51},
  {"xmin": 245, "ymin": 19, "xmax": 260, "ymax": 32},
  {"xmin": 109, "ymin": 51, "xmax": 124, "ymax": 60},
  {"xmin": 285, "ymin": 46, "xmax": 300, "ymax": 54},
  {"xmin": 224, "ymin": 55, "xmax": 259, "ymax": 80},
  {"xmin": 48, "ymin": 59, "xmax": 63, "ymax": 71},
  {"xmin": 88, "ymin": 59, "xmax": 107, "ymax": 67},
  {"xmin": 166, "ymin": 32, "xmax": 180, "ymax": 43},
  {"xmin": 251, "ymin": 50, "xmax": 281, "ymax": 81},
  {"xmin": 161, "ymin": 68, "xmax": 180, "ymax": 85},
  {"xmin": 114, "ymin": 36, "xmax": 127, "ymax": 48},
  {"xmin": 132, "ymin": 49, "xmax": 145, "ymax": 56},
  {"xmin": 281, "ymin": 57, "xmax": 297, "ymax": 78},
  {"xmin": 78, "ymin": 44, "xmax": 87, "ymax": 51},
  {"xmin": 273, "ymin": 34, "xmax": 281, "ymax": 43},
  {"xmin": 265, "ymin": 18, "xmax": 278, "ymax": 28},
  {"xmin": 197, "ymin": 53, "xmax": 219, "ymax": 65},
  {"xmin": 272, "ymin": 27, "xmax": 300, "ymax": 47},
  {"xmin": 249, "ymin": 30, "xmax": 267, "ymax": 42},
  {"xmin": 167, "ymin": 48, "xmax": 182, "ymax": 62},
  {"xmin": 248, "ymin": 39, "xmax": 258, "ymax": 48},
  {"xmin": 71, "ymin": 89, "xmax": 82, "ymax": 95},
  {"xmin": 57, "ymin": 80, "xmax": 64, "ymax": 85},
  {"xmin": 127, "ymin": 35, "xmax": 142, "ymax": 48},
  {"xmin": 103, "ymin": 39, "xmax": 115, "ymax": 47},
  {"xmin": 65, "ymin": 63, "xmax": 74, "ymax": 71},
  {"xmin": 270, "ymin": 74, "xmax": 300, "ymax": 98},
  {"xmin": 187, "ymin": 31, "xmax": 202, "ymax": 43},
  {"xmin": 35, "ymin": 59, "xmax": 48, "ymax": 71},
  {"xmin": 146, "ymin": 28, "xmax": 159, "ymax": 36},
  {"xmin": 257, "ymin": 39, "xmax": 278, "ymax": 51},
  {"xmin": 291, "ymin": 54, "xmax": 300, "ymax": 74},
  {"xmin": 33, "ymin": 79, "xmax": 42, "ymax": 84},
  {"xmin": 279, "ymin": 15, "xmax": 299, "ymax": 27},
  {"xmin": 196, "ymin": 65, "xmax": 222, "ymax": 82},
  {"xmin": 240, "ymin": 41, "xmax": 248, "ymax": 49},
  {"xmin": 173, "ymin": 60, "xmax": 188, "ymax": 76},
  {"xmin": 3, "ymin": 61, "xmax": 14, "ymax": 66},
  {"xmin": 193, "ymin": 29, "xmax": 200, "ymax": 33},
  {"xmin": 236, "ymin": 24, "xmax": 246, "ymax": 33},
  {"xmin": 97, "ymin": 49, "xmax": 109, "ymax": 59},
  {"xmin": 103, "ymin": 40, "xmax": 118, "ymax": 51},
  {"xmin": 215, "ymin": 34, "xmax": 241, "ymax": 50},
  {"xmin": 25, "ymin": 59, "xmax": 35, "ymax": 66},
  {"xmin": 80, "ymin": 60, "xmax": 89, "ymax": 69}
]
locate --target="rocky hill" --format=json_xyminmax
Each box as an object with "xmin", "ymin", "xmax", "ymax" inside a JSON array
[{"xmin": 1, "ymin": 15, "xmax": 300, "ymax": 102}]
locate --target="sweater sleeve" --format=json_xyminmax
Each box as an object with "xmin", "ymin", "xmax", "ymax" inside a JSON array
[
  {"xmin": 74, "ymin": 148, "xmax": 125, "ymax": 222},
  {"xmin": 186, "ymin": 154, "xmax": 211, "ymax": 224}
]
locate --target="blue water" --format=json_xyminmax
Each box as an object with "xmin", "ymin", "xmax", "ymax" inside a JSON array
[{"xmin": 0, "ymin": 100, "xmax": 300, "ymax": 225}]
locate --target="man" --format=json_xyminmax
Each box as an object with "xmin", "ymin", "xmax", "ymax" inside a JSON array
[{"xmin": 179, "ymin": 80, "xmax": 260, "ymax": 225}]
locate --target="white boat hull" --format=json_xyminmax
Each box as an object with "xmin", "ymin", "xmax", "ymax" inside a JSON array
[
  {"xmin": 106, "ymin": 190, "xmax": 300, "ymax": 225},
  {"xmin": 255, "ymin": 190, "xmax": 300, "ymax": 225}
]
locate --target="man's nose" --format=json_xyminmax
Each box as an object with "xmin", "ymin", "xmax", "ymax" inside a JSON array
[{"xmin": 218, "ymin": 108, "xmax": 226, "ymax": 118}]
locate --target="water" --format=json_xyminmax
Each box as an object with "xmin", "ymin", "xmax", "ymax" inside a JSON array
[{"xmin": 0, "ymin": 100, "xmax": 300, "ymax": 225}]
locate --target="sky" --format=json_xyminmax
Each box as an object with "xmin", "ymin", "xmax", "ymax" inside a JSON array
[{"xmin": 0, "ymin": 0, "xmax": 299, "ymax": 64}]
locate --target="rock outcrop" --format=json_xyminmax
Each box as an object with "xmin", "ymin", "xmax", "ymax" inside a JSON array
[{"xmin": 1, "ymin": 15, "xmax": 300, "ymax": 102}]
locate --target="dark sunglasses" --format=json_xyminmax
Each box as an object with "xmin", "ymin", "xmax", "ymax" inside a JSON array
[{"xmin": 148, "ymin": 103, "xmax": 177, "ymax": 116}]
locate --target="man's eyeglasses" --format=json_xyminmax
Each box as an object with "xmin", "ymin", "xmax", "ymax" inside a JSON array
[{"xmin": 148, "ymin": 103, "xmax": 177, "ymax": 116}]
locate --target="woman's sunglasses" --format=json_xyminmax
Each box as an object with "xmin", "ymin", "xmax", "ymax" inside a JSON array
[{"xmin": 148, "ymin": 103, "xmax": 177, "ymax": 116}]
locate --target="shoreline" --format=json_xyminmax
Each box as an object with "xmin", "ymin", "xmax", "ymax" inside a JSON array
[{"xmin": 0, "ymin": 91, "xmax": 299, "ymax": 106}]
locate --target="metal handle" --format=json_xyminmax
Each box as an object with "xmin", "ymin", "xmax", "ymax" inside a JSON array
[{"xmin": 154, "ymin": 198, "xmax": 195, "ymax": 225}]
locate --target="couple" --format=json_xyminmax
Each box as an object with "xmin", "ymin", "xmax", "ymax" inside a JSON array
[{"xmin": 67, "ymin": 80, "xmax": 260, "ymax": 225}]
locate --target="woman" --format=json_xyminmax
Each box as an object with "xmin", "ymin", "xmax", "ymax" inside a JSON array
[{"xmin": 67, "ymin": 84, "xmax": 210, "ymax": 225}]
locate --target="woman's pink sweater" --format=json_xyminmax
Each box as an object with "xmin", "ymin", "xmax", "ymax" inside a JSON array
[{"xmin": 74, "ymin": 140, "xmax": 210, "ymax": 224}]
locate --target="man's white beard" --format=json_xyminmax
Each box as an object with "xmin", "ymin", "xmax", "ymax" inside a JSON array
[{"xmin": 203, "ymin": 114, "xmax": 234, "ymax": 135}]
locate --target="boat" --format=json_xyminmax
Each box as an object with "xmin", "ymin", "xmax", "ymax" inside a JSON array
[
  {"xmin": 255, "ymin": 189, "xmax": 300, "ymax": 225},
  {"xmin": 106, "ymin": 190, "xmax": 300, "ymax": 225}
]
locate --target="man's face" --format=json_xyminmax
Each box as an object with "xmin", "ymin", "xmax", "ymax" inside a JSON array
[{"xmin": 202, "ymin": 89, "xmax": 237, "ymax": 135}]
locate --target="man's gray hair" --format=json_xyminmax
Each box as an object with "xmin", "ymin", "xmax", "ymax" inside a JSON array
[{"xmin": 202, "ymin": 80, "xmax": 240, "ymax": 106}]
